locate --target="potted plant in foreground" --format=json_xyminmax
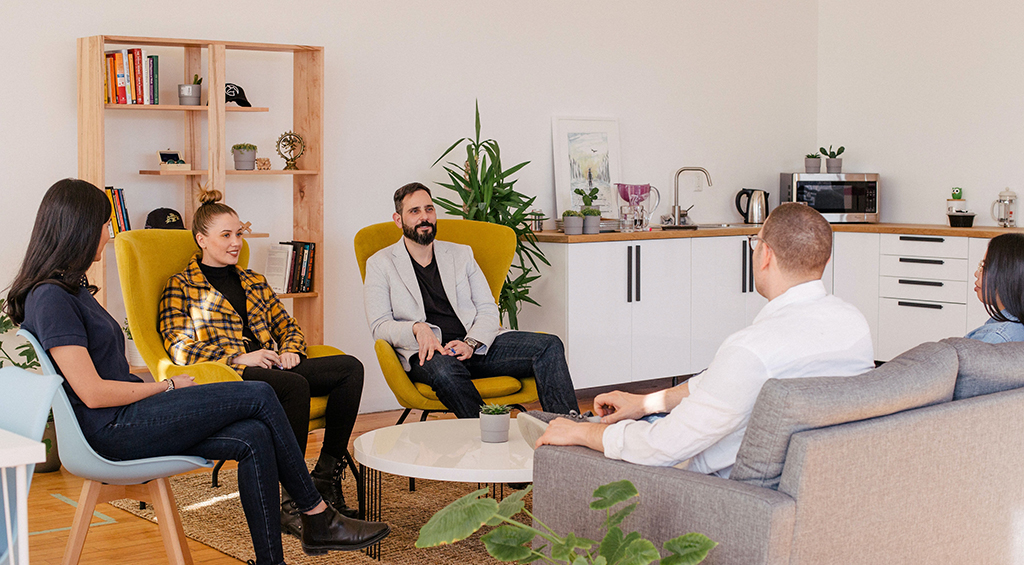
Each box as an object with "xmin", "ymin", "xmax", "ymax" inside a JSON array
[
  {"xmin": 562, "ymin": 210, "xmax": 584, "ymax": 235},
  {"xmin": 479, "ymin": 404, "xmax": 511, "ymax": 443},
  {"xmin": 417, "ymin": 479, "xmax": 717, "ymax": 564},
  {"xmin": 804, "ymin": 152, "xmax": 821, "ymax": 173},
  {"xmin": 232, "ymin": 143, "xmax": 258, "ymax": 170},
  {"xmin": 820, "ymin": 145, "xmax": 845, "ymax": 173},
  {"xmin": 582, "ymin": 207, "xmax": 602, "ymax": 234}
]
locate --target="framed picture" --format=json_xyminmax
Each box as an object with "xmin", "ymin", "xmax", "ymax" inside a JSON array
[{"xmin": 551, "ymin": 117, "xmax": 621, "ymax": 216}]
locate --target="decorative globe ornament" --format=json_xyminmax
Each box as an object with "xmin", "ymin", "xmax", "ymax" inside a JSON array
[{"xmin": 276, "ymin": 131, "xmax": 305, "ymax": 170}]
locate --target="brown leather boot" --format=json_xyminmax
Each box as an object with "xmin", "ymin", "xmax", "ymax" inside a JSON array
[
  {"xmin": 310, "ymin": 452, "xmax": 358, "ymax": 518},
  {"xmin": 300, "ymin": 504, "xmax": 390, "ymax": 555}
]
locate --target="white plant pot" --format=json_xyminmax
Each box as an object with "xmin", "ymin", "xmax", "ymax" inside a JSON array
[
  {"xmin": 479, "ymin": 412, "xmax": 510, "ymax": 443},
  {"xmin": 126, "ymin": 339, "xmax": 146, "ymax": 368},
  {"xmin": 178, "ymin": 84, "xmax": 201, "ymax": 105}
]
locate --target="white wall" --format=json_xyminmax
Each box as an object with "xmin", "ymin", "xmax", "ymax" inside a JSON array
[
  {"xmin": 0, "ymin": 0, "xmax": 817, "ymax": 411},
  {"xmin": 818, "ymin": 0, "xmax": 1024, "ymax": 225}
]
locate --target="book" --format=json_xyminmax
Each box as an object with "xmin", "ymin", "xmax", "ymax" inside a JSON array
[
  {"xmin": 122, "ymin": 49, "xmax": 135, "ymax": 104},
  {"xmin": 288, "ymin": 241, "xmax": 304, "ymax": 292},
  {"xmin": 298, "ymin": 243, "xmax": 311, "ymax": 293},
  {"xmin": 118, "ymin": 188, "xmax": 131, "ymax": 230},
  {"xmin": 139, "ymin": 49, "xmax": 150, "ymax": 105},
  {"xmin": 111, "ymin": 51, "xmax": 127, "ymax": 104},
  {"xmin": 106, "ymin": 53, "xmax": 116, "ymax": 103},
  {"xmin": 265, "ymin": 244, "xmax": 293, "ymax": 294},
  {"xmin": 302, "ymin": 242, "xmax": 316, "ymax": 292},
  {"xmin": 147, "ymin": 54, "xmax": 159, "ymax": 104},
  {"xmin": 104, "ymin": 187, "xmax": 120, "ymax": 236}
]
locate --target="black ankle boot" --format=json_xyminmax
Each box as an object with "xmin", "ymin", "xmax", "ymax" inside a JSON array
[
  {"xmin": 280, "ymin": 488, "xmax": 302, "ymax": 538},
  {"xmin": 300, "ymin": 504, "xmax": 390, "ymax": 555},
  {"xmin": 310, "ymin": 452, "xmax": 358, "ymax": 518}
]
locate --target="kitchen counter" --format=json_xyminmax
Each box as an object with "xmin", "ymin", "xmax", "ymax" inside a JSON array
[{"xmin": 532, "ymin": 223, "xmax": 1024, "ymax": 243}]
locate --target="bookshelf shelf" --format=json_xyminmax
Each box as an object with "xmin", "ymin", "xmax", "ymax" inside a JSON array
[
  {"xmin": 139, "ymin": 169, "xmax": 318, "ymax": 176},
  {"xmin": 243, "ymin": 233, "xmax": 270, "ymax": 238},
  {"xmin": 106, "ymin": 104, "xmax": 268, "ymax": 112},
  {"xmin": 278, "ymin": 292, "xmax": 319, "ymax": 299}
]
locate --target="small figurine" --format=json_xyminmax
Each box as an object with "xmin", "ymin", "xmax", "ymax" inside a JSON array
[
  {"xmin": 255, "ymin": 157, "xmax": 272, "ymax": 170},
  {"xmin": 951, "ymin": 187, "xmax": 963, "ymax": 200},
  {"xmin": 276, "ymin": 131, "xmax": 305, "ymax": 170},
  {"xmin": 240, "ymin": 221, "xmax": 253, "ymax": 234},
  {"xmin": 225, "ymin": 83, "xmax": 252, "ymax": 107}
]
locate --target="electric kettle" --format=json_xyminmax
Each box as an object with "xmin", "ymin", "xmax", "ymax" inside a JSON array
[{"xmin": 736, "ymin": 188, "xmax": 770, "ymax": 224}]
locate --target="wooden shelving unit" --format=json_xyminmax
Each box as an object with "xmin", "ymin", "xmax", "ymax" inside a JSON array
[{"xmin": 78, "ymin": 35, "xmax": 325, "ymax": 343}]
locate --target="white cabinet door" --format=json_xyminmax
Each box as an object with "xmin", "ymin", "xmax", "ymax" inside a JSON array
[
  {"xmin": 966, "ymin": 238, "xmax": 991, "ymax": 333},
  {"xmin": 631, "ymin": 239, "xmax": 692, "ymax": 381},
  {"xmin": 565, "ymin": 242, "xmax": 633, "ymax": 389},
  {"xmin": 691, "ymin": 236, "xmax": 749, "ymax": 372},
  {"xmin": 877, "ymin": 299, "xmax": 967, "ymax": 360},
  {"xmin": 832, "ymin": 232, "xmax": 880, "ymax": 355}
]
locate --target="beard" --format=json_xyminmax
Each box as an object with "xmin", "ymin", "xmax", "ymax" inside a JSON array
[{"xmin": 403, "ymin": 219, "xmax": 437, "ymax": 245}]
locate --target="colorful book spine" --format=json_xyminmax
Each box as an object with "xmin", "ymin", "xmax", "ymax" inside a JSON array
[
  {"xmin": 132, "ymin": 49, "xmax": 145, "ymax": 104},
  {"xmin": 148, "ymin": 55, "xmax": 159, "ymax": 104},
  {"xmin": 122, "ymin": 49, "xmax": 135, "ymax": 104},
  {"xmin": 105, "ymin": 53, "xmax": 116, "ymax": 103},
  {"xmin": 104, "ymin": 187, "xmax": 120, "ymax": 236},
  {"xmin": 303, "ymin": 242, "xmax": 315, "ymax": 292},
  {"xmin": 112, "ymin": 52, "xmax": 127, "ymax": 104},
  {"xmin": 139, "ymin": 49, "xmax": 150, "ymax": 105}
]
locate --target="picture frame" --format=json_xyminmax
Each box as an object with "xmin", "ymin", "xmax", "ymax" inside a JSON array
[{"xmin": 551, "ymin": 117, "xmax": 621, "ymax": 216}]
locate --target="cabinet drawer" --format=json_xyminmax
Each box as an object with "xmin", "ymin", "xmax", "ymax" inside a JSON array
[
  {"xmin": 877, "ymin": 298, "xmax": 967, "ymax": 361},
  {"xmin": 879, "ymin": 255, "xmax": 968, "ymax": 281},
  {"xmin": 879, "ymin": 276, "xmax": 967, "ymax": 303},
  {"xmin": 881, "ymin": 233, "xmax": 968, "ymax": 259}
]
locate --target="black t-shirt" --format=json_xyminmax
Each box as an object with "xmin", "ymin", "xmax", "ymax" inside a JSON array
[
  {"xmin": 22, "ymin": 282, "xmax": 141, "ymax": 438},
  {"xmin": 198, "ymin": 262, "xmax": 262, "ymax": 352},
  {"xmin": 409, "ymin": 249, "xmax": 466, "ymax": 343}
]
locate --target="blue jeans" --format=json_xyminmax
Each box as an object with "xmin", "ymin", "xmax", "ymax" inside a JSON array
[
  {"xmin": 87, "ymin": 381, "xmax": 321, "ymax": 565},
  {"xmin": 407, "ymin": 331, "xmax": 580, "ymax": 418}
]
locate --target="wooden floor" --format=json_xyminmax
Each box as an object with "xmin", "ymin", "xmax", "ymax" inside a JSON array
[{"xmin": 25, "ymin": 381, "xmax": 678, "ymax": 565}]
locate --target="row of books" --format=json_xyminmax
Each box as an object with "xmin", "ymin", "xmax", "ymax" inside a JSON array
[
  {"xmin": 104, "ymin": 49, "xmax": 159, "ymax": 105},
  {"xmin": 266, "ymin": 242, "xmax": 316, "ymax": 295},
  {"xmin": 104, "ymin": 187, "xmax": 131, "ymax": 236}
]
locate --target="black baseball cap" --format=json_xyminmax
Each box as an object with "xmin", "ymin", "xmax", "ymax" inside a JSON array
[
  {"xmin": 225, "ymin": 83, "xmax": 252, "ymax": 107},
  {"xmin": 145, "ymin": 208, "xmax": 185, "ymax": 229}
]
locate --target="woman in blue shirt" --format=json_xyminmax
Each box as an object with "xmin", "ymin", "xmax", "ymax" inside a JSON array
[
  {"xmin": 5, "ymin": 179, "xmax": 388, "ymax": 565},
  {"xmin": 966, "ymin": 233, "xmax": 1024, "ymax": 344}
]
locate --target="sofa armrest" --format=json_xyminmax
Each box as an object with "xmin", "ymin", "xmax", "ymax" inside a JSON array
[{"xmin": 533, "ymin": 446, "xmax": 795, "ymax": 565}]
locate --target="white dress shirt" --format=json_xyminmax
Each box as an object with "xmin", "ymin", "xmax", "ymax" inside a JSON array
[{"xmin": 602, "ymin": 280, "xmax": 874, "ymax": 477}]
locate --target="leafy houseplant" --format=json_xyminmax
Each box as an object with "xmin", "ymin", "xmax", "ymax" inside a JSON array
[
  {"xmin": 582, "ymin": 207, "xmax": 602, "ymax": 235},
  {"xmin": 820, "ymin": 145, "xmax": 845, "ymax": 173},
  {"xmin": 122, "ymin": 318, "xmax": 145, "ymax": 367},
  {"xmin": 804, "ymin": 153, "xmax": 821, "ymax": 173},
  {"xmin": 417, "ymin": 480, "xmax": 717, "ymax": 565},
  {"xmin": 574, "ymin": 186, "xmax": 601, "ymax": 210},
  {"xmin": 231, "ymin": 143, "xmax": 258, "ymax": 171},
  {"xmin": 479, "ymin": 404, "xmax": 512, "ymax": 443},
  {"xmin": 562, "ymin": 209, "xmax": 584, "ymax": 235},
  {"xmin": 432, "ymin": 102, "xmax": 549, "ymax": 329}
]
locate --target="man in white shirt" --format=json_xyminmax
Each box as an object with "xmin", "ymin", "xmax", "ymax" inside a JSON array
[{"xmin": 536, "ymin": 203, "xmax": 874, "ymax": 477}]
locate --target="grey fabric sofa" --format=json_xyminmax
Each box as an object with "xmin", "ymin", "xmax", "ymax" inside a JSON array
[{"xmin": 532, "ymin": 338, "xmax": 1024, "ymax": 564}]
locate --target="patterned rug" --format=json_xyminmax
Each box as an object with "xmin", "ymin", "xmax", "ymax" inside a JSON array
[{"xmin": 109, "ymin": 460, "xmax": 526, "ymax": 564}]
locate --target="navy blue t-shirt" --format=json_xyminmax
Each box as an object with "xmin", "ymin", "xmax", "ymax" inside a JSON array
[{"xmin": 22, "ymin": 283, "xmax": 142, "ymax": 438}]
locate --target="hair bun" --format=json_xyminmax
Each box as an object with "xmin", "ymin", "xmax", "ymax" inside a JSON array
[{"xmin": 199, "ymin": 188, "xmax": 223, "ymax": 205}]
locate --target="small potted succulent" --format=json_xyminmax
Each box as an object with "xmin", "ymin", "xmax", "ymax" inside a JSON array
[
  {"xmin": 820, "ymin": 145, "xmax": 845, "ymax": 173},
  {"xmin": 574, "ymin": 186, "xmax": 601, "ymax": 213},
  {"xmin": 562, "ymin": 209, "xmax": 584, "ymax": 235},
  {"xmin": 122, "ymin": 318, "xmax": 146, "ymax": 368},
  {"xmin": 231, "ymin": 143, "xmax": 258, "ymax": 171},
  {"xmin": 479, "ymin": 403, "xmax": 512, "ymax": 443},
  {"xmin": 582, "ymin": 207, "xmax": 602, "ymax": 234},
  {"xmin": 804, "ymin": 152, "xmax": 821, "ymax": 173},
  {"xmin": 178, "ymin": 74, "xmax": 202, "ymax": 106}
]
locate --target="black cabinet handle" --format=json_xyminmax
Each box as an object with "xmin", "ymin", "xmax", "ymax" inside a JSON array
[
  {"xmin": 748, "ymin": 246, "xmax": 754, "ymax": 293},
  {"xmin": 900, "ymin": 235, "xmax": 945, "ymax": 243},
  {"xmin": 626, "ymin": 245, "xmax": 633, "ymax": 303},
  {"xmin": 897, "ymin": 300, "xmax": 943, "ymax": 310},
  {"xmin": 635, "ymin": 245, "xmax": 641, "ymax": 302},
  {"xmin": 899, "ymin": 257, "xmax": 944, "ymax": 265},
  {"xmin": 898, "ymin": 279, "xmax": 944, "ymax": 287},
  {"xmin": 741, "ymin": 240, "xmax": 747, "ymax": 293}
]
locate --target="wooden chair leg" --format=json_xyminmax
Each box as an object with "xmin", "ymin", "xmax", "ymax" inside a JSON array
[
  {"xmin": 148, "ymin": 478, "xmax": 193, "ymax": 565},
  {"xmin": 61, "ymin": 479, "xmax": 103, "ymax": 565}
]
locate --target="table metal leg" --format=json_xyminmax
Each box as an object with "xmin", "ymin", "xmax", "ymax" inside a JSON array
[{"xmin": 360, "ymin": 464, "xmax": 383, "ymax": 560}]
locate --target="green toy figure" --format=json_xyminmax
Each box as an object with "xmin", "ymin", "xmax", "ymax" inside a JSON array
[{"xmin": 951, "ymin": 187, "xmax": 963, "ymax": 199}]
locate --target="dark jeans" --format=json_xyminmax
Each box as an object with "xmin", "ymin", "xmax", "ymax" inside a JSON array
[
  {"xmin": 88, "ymin": 381, "xmax": 321, "ymax": 565},
  {"xmin": 242, "ymin": 354, "xmax": 363, "ymax": 460},
  {"xmin": 407, "ymin": 331, "xmax": 579, "ymax": 418}
]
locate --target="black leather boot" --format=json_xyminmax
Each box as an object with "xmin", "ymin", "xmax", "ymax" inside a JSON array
[
  {"xmin": 280, "ymin": 488, "xmax": 302, "ymax": 538},
  {"xmin": 300, "ymin": 504, "xmax": 390, "ymax": 555},
  {"xmin": 310, "ymin": 452, "xmax": 358, "ymax": 518}
]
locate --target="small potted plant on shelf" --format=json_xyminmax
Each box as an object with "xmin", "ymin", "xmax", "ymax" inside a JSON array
[
  {"xmin": 804, "ymin": 152, "xmax": 821, "ymax": 173},
  {"xmin": 178, "ymin": 74, "xmax": 202, "ymax": 106},
  {"xmin": 574, "ymin": 186, "xmax": 601, "ymax": 213},
  {"xmin": 820, "ymin": 145, "xmax": 845, "ymax": 173},
  {"xmin": 122, "ymin": 318, "xmax": 146, "ymax": 368},
  {"xmin": 562, "ymin": 209, "xmax": 584, "ymax": 235},
  {"xmin": 231, "ymin": 143, "xmax": 258, "ymax": 171},
  {"xmin": 582, "ymin": 207, "xmax": 602, "ymax": 234},
  {"xmin": 479, "ymin": 404, "xmax": 511, "ymax": 443}
]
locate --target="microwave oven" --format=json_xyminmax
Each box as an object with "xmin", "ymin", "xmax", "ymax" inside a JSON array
[{"xmin": 779, "ymin": 173, "xmax": 879, "ymax": 223}]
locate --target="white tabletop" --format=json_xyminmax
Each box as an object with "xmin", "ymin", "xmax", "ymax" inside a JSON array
[
  {"xmin": 353, "ymin": 418, "xmax": 533, "ymax": 483},
  {"xmin": 0, "ymin": 429, "xmax": 45, "ymax": 468}
]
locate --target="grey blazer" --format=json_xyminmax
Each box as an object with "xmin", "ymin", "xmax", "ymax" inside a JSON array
[{"xmin": 363, "ymin": 239, "xmax": 507, "ymax": 371}]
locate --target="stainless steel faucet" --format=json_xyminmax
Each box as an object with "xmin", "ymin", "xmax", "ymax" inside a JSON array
[{"xmin": 670, "ymin": 167, "xmax": 713, "ymax": 225}]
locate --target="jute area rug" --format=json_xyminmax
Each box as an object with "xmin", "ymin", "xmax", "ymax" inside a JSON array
[{"xmin": 110, "ymin": 459, "xmax": 527, "ymax": 564}]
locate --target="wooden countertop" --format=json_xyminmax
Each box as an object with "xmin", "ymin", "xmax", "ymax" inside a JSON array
[{"xmin": 532, "ymin": 223, "xmax": 1024, "ymax": 243}]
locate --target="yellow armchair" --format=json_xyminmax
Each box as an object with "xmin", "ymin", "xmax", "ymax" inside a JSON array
[{"xmin": 354, "ymin": 219, "xmax": 539, "ymax": 424}]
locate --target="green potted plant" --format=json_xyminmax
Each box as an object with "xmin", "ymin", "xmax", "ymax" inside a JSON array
[
  {"xmin": 431, "ymin": 101, "xmax": 550, "ymax": 330},
  {"xmin": 417, "ymin": 479, "xmax": 717, "ymax": 564},
  {"xmin": 820, "ymin": 145, "xmax": 845, "ymax": 173},
  {"xmin": 178, "ymin": 73, "xmax": 202, "ymax": 106},
  {"xmin": 122, "ymin": 318, "xmax": 145, "ymax": 367},
  {"xmin": 574, "ymin": 186, "xmax": 601, "ymax": 213},
  {"xmin": 582, "ymin": 207, "xmax": 602, "ymax": 234},
  {"xmin": 804, "ymin": 152, "xmax": 821, "ymax": 173},
  {"xmin": 562, "ymin": 209, "xmax": 584, "ymax": 235},
  {"xmin": 479, "ymin": 404, "xmax": 512, "ymax": 443},
  {"xmin": 231, "ymin": 143, "xmax": 258, "ymax": 171}
]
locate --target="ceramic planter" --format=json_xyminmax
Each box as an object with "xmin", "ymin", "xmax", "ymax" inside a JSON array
[
  {"xmin": 35, "ymin": 420, "xmax": 60, "ymax": 473},
  {"xmin": 562, "ymin": 216, "xmax": 583, "ymax": 235},
  {"xmin": 804, "ymin": 158, "xmax": 821, "ymax": 173},
  {"xmin": 232, "ymin": 149, "xmax": 257, "ymax": 171},
  {"xmin": 480, "ymin": 412, "xmax": 510, "ymax": 443},
  {"xmin": 583, "ymin": 215, "xmax": 601, "ymax": 234},
  {"xmin": 826, "ymin": 158, "xmax": 843, "ymax": 174},
  {"xmin": 178, "ymin": 83, "xmax": 201, "ymax": 105},
  {"xmin": 126, "ymin": 339, "xmax": 146, "ymax": 367}
]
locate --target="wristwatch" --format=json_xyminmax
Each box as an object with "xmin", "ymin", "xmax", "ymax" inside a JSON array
[
  {"xmin": 164, "ymin": 379, "xmax": 175, "ymax": 393},
  {"xmin": 464, "ymin": 337, "xmax": 483, "ymax": 352}
]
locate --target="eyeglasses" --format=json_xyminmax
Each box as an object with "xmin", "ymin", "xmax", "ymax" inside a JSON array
[{"xmin": 747, "ymin": 235, "xmax": 765, "ymax": 251}]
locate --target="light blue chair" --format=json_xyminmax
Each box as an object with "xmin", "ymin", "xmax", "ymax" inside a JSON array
[
  {"xmin": 0, "ymin": 366, "xmax": 62, "ymax": 565},
  {"xmin": 19, "ymin": 329, "xmax": 213, "ymax": 565}
]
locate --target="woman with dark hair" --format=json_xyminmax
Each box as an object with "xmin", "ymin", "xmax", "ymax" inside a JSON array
[
  {"xmin": 6, "ymin": 179, "xmax": 388, "ymax": 565},
  {"xmin": 966, "ymin": 233, "xmax": 1024, "ymax": 343},
  {"xmin": 158, "ymin": 189, "xmax": 364, "ymax": 535}
]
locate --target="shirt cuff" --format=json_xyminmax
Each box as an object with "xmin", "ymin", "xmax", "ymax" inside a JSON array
[{"xmin": 602, "ymin": 420, "xmax": 630, "ymax": 460}]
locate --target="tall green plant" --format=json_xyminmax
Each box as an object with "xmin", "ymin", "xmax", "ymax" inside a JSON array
[
  {"xmin": 0, "ymin": 298, "xmax": 40, "ymax": 370},
  {"xmin": 431, "ymin": 102, "xmax": 549, "ymax": 329}
]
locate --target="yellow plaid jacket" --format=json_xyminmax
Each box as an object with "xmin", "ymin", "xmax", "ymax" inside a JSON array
[{"xmin": 158, "ymin": 254, "xmax": 306, "ymax": 375}]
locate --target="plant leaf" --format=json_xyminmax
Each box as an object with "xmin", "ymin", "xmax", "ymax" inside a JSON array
[
  {"xmin": 590, "ymin": 480, "xmax": 639, "ymax": 510},
  {"xmin": 415, "ymin": 488, "xmax": 497, "ymax": 548},
  {"xmin": 618, "ymin": 538, "xmax": 660, "ymax": 565},
  {"xmin": 604, "ymin": 501, "xmax": 637, "ymax": 529},
  {"xmin": 480, "ymin": 524, "xmax": 535, "ymax": 562},
  {"xmin": 485, "ymin": 485, "xmax": 531, "ymax": 526},
  {"xmin": 660, "ymin": 533, "xmax": 719, "ymax": 565}
]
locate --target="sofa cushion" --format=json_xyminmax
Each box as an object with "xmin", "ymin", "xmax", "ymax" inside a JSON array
[
  {"xmin": 942, "ymin": 337, "xmax": 1024, "ymax": 399},
  {"xmin": 730, "ymin": 341, "xmax": 958, "ymax": 489}
]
